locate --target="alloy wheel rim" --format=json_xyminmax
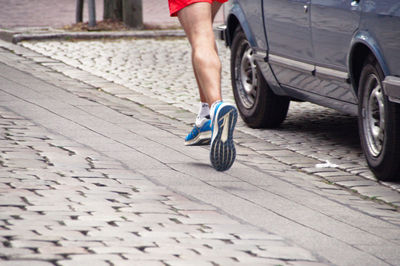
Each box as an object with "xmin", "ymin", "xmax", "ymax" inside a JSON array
[{"xmin": 237, "ymin": 41, "xmax": 257, "ymax": 109}]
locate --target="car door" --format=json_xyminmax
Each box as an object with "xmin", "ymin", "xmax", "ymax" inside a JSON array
[
  {"xmin": 263, "ymin": 0, "xmax": 315, "ymax": 90},
  {"xmin": 310, "ymin": 0, "xmax": 361, "ymax": 104}
]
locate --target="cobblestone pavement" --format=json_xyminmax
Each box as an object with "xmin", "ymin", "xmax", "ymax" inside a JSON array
[
  {"xmin": 0, "ymin": 41, "xmax": 323, "ymax": 266},
  {"xmin": 19, "ymin": 38, "xmax": 400, "ymax": 199},
  {"xmin": 0, "ymin": 99, "xmax": 310, "ymax": 266},
  {"xmin": 1, "ymin": 36, "xmax": 400, "ymax": 265}
]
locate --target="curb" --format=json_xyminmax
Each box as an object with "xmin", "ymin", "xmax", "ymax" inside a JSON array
[{"xmin": 0, "ymin": 28, "xmax": 186, "ymax": 43}]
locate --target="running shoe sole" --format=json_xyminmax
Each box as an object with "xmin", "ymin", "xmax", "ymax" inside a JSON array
[{"xmin": 210, "ymin": 105, "xmax": 237, "ymax": 171}]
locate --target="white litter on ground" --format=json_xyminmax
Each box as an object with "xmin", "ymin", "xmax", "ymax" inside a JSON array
[{"xmin": 315, "ymin": 160, "xmax": 339, "ymax": 168}]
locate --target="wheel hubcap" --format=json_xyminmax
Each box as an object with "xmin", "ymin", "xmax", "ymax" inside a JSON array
[
  {"xmin": 237, "ymin": 42, "xmax": 257, "ymax": 109},
  {"xmin": 364, "ymin": 74, "xmax": 385, "ymax": 157}
]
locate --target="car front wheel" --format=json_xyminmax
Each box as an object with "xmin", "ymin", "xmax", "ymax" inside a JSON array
[
  {"xmin": 358, "ymin": 56, "xmax": 400, "ymax": 181},
  {"xmin": 230, "ymin": 27, "xmax": 289, "ymax": 128}
]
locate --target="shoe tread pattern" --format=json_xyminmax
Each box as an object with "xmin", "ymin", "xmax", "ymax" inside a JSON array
[{"xmin": 210, "ymin": 105, "xmax": 237, "ymax": 171}]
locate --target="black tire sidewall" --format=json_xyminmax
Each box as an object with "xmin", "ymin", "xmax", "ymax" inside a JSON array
[
  {"xmin": 230, "ymin": 28, "xmax": 261, "ymax": 122},
  {"xmin": 358, "ymin": 58, "xmax": 400, "ymax": 180}
]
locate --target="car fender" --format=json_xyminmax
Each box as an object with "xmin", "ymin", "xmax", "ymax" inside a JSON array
[
  {"xmin": 226, "ymin": 3, "xmax": 257, "ymax": 48},
  {"xmin": 226, "ymin": 2, "xmax": 285, "ymax": 96},
  {"xmin": 349, "ymin": 30, "xmax": 390, "ymax": 77}
]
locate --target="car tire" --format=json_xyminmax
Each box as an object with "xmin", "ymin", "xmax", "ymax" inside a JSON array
[
  {"xmin": 358, "ymin": 56, "xmax": 400, "ymax": 181},
  {"xmin": 230, "ymin": 27, "xmax": 290, "ymax": 128}
]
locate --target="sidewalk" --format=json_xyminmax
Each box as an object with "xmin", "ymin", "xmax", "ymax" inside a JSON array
[
  {"xmin": 0, "ymin": 39, "xmax": 324, "ymax": 265},
  {"xmin": 1, "ymin": 36, "xmax": 400, "ymax": 265}
]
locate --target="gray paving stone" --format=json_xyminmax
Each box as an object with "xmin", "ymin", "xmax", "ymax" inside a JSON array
[
  {"xmin": 110, "ymin": 260, "xmax": 165, "ymax": 266},
  {"xmin": 0, "ymin": 247, "xmax": 35, "ymax": 257},
  {"xmin": 57, "ymin": 259, "xmax": 110, "ymax": 266},
  {"xmin": 0, "ymin": 261, "xmax": 54, "ymax": 266},
  {"xmin": 251, "ymin": 246, "xmax": 315, "ymax": 261}
]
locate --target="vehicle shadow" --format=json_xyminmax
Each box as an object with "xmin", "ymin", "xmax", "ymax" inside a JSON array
[{"xmin": 278, "ymin": 103, "xmax": 361, "ymax": 152}]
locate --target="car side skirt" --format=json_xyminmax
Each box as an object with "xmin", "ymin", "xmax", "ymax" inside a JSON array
[{"xmin": 282, "ymin": 85, "xmax": 358, "ymax": 116}]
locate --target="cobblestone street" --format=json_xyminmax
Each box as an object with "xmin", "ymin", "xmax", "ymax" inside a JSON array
[{"xmin": 0, "ymin": 33, "xmax": 399, "ymax": 265}]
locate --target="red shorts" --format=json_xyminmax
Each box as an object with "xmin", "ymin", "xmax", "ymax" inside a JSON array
[{"xmin": 168, "ymin": 0, "xmax": 228, "ymax": 17}]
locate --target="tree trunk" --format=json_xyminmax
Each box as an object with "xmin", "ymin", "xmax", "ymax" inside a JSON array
[
  {"xmin": 103, "ymin": 0, "xmax": 123, "ymax": 21},
  {"xmin": 122, "ymin": 0, "xmax": 143, "ymax": 29},
  {"xmin": 76, "ymin": 0, "xmax": 84, "ymax": 23}
]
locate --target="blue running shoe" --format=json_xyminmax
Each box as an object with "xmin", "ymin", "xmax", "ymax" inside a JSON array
[
  {"xmin": 185, "ymin": 119, "xmax": 212, "ymax": 146},
  {"xmin": 210, "ymin": 102, "xmax": 238, "ymax": 171}
]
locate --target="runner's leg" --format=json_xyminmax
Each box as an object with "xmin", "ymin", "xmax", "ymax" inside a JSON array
[
  {"xmin": 178, "ymin": 2, "xmax": 222, "ymax": 107},
  {"xmin": 193, "ymin": 1, "xmax": 223, "ymax": 103}
]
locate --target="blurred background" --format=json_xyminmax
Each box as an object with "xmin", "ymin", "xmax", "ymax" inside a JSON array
[{"xmin": 0, "ymin": 0, "xmax": 185, "ymax": 30}]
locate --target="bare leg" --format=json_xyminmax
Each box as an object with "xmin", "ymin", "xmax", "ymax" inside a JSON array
[{"xmin": 178, "ymin": 2, "xmax": 222, "ymax": 107}]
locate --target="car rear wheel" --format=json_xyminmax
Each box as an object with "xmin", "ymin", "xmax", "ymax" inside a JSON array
[
  {"xmin": 230, "ymin": 27, "xmax": 289, "ymax": 128},
  {"xmin": 358, "ymin": 56, "xmax": 400, "ymax": 181}
]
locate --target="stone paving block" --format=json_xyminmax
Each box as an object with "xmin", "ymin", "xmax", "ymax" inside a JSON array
[
  {"xmin": 0, "ymin": 247, "xmax": 35, "ymax": 258},
  {"xmin": 120, "ymin": 203, "xmax": 176, "ymax": 214},
  {"xmin": 197, "ymin": 225, "xmax": 283, "ymax": 241},
  {"xmin": 134, "ymin": 145, "xmax": 194, "ymax": 164},
  {"xmin": 287, "ymin": 262, "xmax": 329, "ymax": 266},
  {"xmin": 353, "ymin": 186, "xmax": 400, "ymax": 201},
  {"xmin": 8, "ymin": 219, "xmax": 61, "ymax": 228},
  {"xmin": 37, "ymin": 246, "xmax": 88, "ymax": 255},
  {"xmin": 336, "ymin": 180, "xmax": 378, "ymax": 188},
  {"xmin": 77, "ymin": 214, "xmax": 126, "ymax": 222},
  {"xmin": 105, "ymin": 151, "xmax": 170, "ymax": 170},
  {"xmin": 137, "ymin": 231, "xmax": 193, "ymax": 240},
  {"xmin": 178, "ymin": 210, "xmax": 241, "ymax": 225},
  {"xmin": 102, "ymin": 238, "xmax": 160, "ymax": 249},
  {"xmin": 0, "ymin": 229, "xmax": 38, "ymax": 239},
  {"xmin": 251, "ymin": 246, "xmax": 316, "ymax": 261},
  {"xmin": 88, "ymin": 246, "xmax": 143, "ymax": 255},
  {"xmin": 57, "ymin": 259, "xmax": 110, "ymax": 266},
  {"xmin": 163, "ymin": 259, "xmax": 216, "ymax": 266},
  {"xmin": 25, "ymin": 205, "xmax": 71, "ymax": 212},
  {"xmin": 142, "ymin": 168, "xmax": 224, "ymax": 187},
  {"xmin": 31, "ymin": 228, "xmax": 85, "ymax": 241},
  {"xmin": 0, "ymin": 261, "xmax": 55, "ymax": 266},
  {"xmin": 163, "ymin": 201, "xmax": 217, "ymax": 212},
  {"xmin": 57, "ymin": 240, "xmax": 106, "ymax": 248},
  {"xmin": 87, "ymin": 228, "xmax": 143, "ymax": 239},
  {"xmin": 0, "ymin": 196, "xmax": 26, "ymax": 206},
  {"xmin": 6, "ymin": 253, "xmax": 65, "ymax": 261},
  {"xmin": 122, "ymin": 252, "xmax": 179, "ymax": 261},
  {"xmin": 355, "ymin": 244, "xmax": 400, "ymax": 266},
  {"xmin": 111, "ymin": 260, "xmax": 166, "ymax": 266}
]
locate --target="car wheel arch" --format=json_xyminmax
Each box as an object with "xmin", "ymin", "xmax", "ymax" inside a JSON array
[
  {"xmin": 349, "ymin": 31, "xmax": 390, "ymax": 96},
  {"xmin": 226, "ymin": 10, "xmax": 257, "ymax": 49}
]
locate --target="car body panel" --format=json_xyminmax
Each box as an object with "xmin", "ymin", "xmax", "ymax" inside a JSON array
[
  {"xmin": 311, "ymin": 0, "xmax": 361, "ymax": 71},
  {"xmin": 309, "ymin": 0, "xmax": 361, "ymax": 104},
  {"xmin": 263, "ymin": 0, "xmax": 314, "ymax": 90},
  {"xmin": 223, "ymin": 0, "xmax": 400, "ymax": 109},
  {"xmin": 350, "ymin": 30, "xmax": 390, "ymax": 77},
  {"xmin": 227, "ymin": 1, "xmax": 266, "ymax": 51},
  {"xmin": 263, "ymin": 0, "xmax": 313, "ymax": 63},
  {"xmin": 359, "ymin": 0, "xmax": 400, "ymax": 76}
]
